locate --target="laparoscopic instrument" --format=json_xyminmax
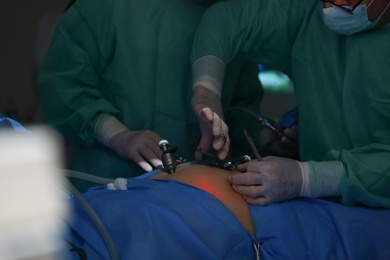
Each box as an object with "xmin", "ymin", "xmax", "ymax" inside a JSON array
[
  {"xmin": 158, "ymin": 139, "xmax": 240, "ymax": 174},
  {"xmin": 159, "ymin": 138, "xmax": 250, "ymax": 174},
  {"xmin": 159, "ymin": 140, "xmax": 189, "ymax": 174},
  {"xmin": 160, "ymin": 106, "xmax": 291, "ymax": 173},
  {"xmin": 225, "ymin": 106, "xmax": 297, "ymax": 142},
  {"xmin": 159, "ymin": 140, "xmax": 178, "ymax": 174},
  {"xmin": 196, "ymin": 147, "xmax": 253, "ymax": 171},
  {"xmin": 243, "ymin": 128, "xmax": 262, "ymax": 161}
]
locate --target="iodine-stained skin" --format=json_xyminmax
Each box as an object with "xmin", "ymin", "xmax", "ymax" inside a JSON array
[{"xmin": 150, "ymin": 164, "xmax": 255, "ymax": 236}]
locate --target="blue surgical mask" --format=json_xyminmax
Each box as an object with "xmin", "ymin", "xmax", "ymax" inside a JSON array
[{"xmin": 322, "ymin": 1, "xmax": 389, "ymax": 35}]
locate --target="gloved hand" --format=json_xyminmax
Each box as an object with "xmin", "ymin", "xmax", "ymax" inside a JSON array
[
  {"xmin": 192, "ymin": 86, "xmax": 230, "ymax": 160},
  {"xmin": 261, "ymin": 124, "xmax": 299, "ymax": 158},
  {"xmin": 109, "ymin": 130, "xmax": 163, "ymax": 172},
  {"xmin": 229, "ymin": 156, "xmax": 303, "ymax": 205},
  {"xmin": 95, "ymin": 113, "xmax": 164, "ymax": 172}
]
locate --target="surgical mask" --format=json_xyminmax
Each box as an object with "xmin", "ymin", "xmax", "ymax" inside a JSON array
[{"xmin": 322, "ymin": 1, "xmax": 389, "ymax": 35}]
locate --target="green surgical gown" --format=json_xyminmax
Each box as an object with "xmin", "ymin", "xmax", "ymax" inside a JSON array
[
  {"xmin": 191, "ymin": 0, "xmax": 390, "ymax": 208},
  {"xmin": 38, "ymin": 0, "xmax": 264, "ymax": 191}
]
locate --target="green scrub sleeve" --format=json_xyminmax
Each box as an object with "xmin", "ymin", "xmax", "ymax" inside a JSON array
[
  {"xmin": 191, "ymin": 0, "xmax": 256, "ymax": 64},
  {"xmin": 337, "ymin": 145, "xmax": 390, "ymax": 208},
  {"xmin": 192, "ymin": 56, "xmax": 226, "ymax": 97},
  {"xmin": 191, "ymin": 0, "xmax": 304, "ymax": 69},
  {"xmin": 37, "ymin": 1, "xmax": 119, "ymax": 145}
]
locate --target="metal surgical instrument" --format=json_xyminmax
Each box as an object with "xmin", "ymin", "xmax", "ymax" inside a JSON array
[
  {"xmin": 225, "ymin": 106, "xmax": 297, "ymax": 143},
  {"xmin": 243, "ymin": 128, "xmax": 263, "ymax": 161},
  {"xmin": 159, "ymin": 140, "xmax": 178, "ymax": 174}
]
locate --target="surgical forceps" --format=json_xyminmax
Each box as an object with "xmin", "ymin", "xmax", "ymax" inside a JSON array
[
  {"xmin": 196, "ymin": 128, "xmax": 262, "ymax": 169},
  {"xmin": 225, "ymin": 106, "xmax": 297, "ymax": 153},
  {"xmin": 195, "ymin": 147, "xmax": 252, "ymax": 171}
]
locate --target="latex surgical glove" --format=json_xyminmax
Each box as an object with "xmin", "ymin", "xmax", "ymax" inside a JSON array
[
  {"xmin": 108, "ymin": 130, "xmax": 163, "ymax": 172},
  {"xmin": 192, "ymin": 86, "xmax": 230, "ymax": 160},
  {"xmin": 299, "ymin": 161, "xmax": 343, "ymax": 198},
  {"xmin": 94, "ymin": 113, "xmax": 163, "ymax": 172},
  {"xmin": 229, "ymin": 156, "xmax": 303, "ymax": 205},
  {"xmin": 261, "ymin": 124, "xmax": 299, "ymax": 159}
]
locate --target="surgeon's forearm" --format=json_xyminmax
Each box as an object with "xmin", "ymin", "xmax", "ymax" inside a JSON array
[
  {"xmin": 192, "ymin": 87, "xmax": 225, "ymax": 120},
  {"xmin": 192, "ymin": 56, "xmax": 226, "ymax": 96},
  {"xmin": 299, "ymin": 161, "xmax": 344, "ymax": 198},
  {"xmin": 192, "ymin": 56, "xmax": 226, "ymax": 118},
  {"xmin": 94, "ymin": 113, "xmax": 128, "ymax": 147}
]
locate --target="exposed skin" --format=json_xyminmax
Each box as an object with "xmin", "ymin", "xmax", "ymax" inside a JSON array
[{"xmin": 150, "ymin": 164, "xmax": 255, "ymax": 236}]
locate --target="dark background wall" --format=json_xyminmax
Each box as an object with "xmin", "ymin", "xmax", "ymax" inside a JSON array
[{"xmin": 0, "ymin": 0, "xmax": 70, "ymax": 124}]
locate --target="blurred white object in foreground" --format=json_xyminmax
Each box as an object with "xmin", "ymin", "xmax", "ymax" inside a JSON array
[{"xmin": 0, "ymin": 126, "xmax": 69, "ymax": 260}]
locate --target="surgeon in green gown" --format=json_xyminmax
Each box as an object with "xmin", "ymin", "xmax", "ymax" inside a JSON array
[
  {"xmin": 37, "ymin": 0, "xmax": 276, "ymax": 192},
  {"xmin": 190, "ymin": 0, "xmax": 390, "ymax": 208}
]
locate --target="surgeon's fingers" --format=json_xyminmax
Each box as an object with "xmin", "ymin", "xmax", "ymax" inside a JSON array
[
  {"xmin": 217, "ymin": 133, "xmax": 230, "ymax": 160},
  {"xmin": 228, "ymin": 171, "xmax": 264, "ymax": 186},
  {"xmin": 143, "ymin": 133, "xmax": 163, "ymax": 156},
  {"xmin": 200, "ymin": 107, "xmax": 215, "ymax": 121},
  {"xmin": 212, "ymin": 114, "xmax": 229, "ymax": 148},
  {"xmin": 280, "ymin": 124, "xmax": 298, "ymax": 145},
  {"xmin": 139, "ymin": 131, "xmax": 164, "ymax": 167},
  {"xmin": 207, "ymin": 111, "xmax": 229, "ymax": 160},
  {"xmin": 127, "ymin": 131, "xmax": 164, "ymax": 172},
  {"xmin": 284, "ymin": 124, "xmax": 298, "ymax": 139},
  {"xmin": 242, "ymin": 195, "xmax": 270, "ymax": 206},
  {"xmin": 236, "ymin": 159, "xmax": 265, "ymax": 175},
  {"xmin": 138, "ymin": 146, "xmax": 163, "ymax": 169},
  {"xmin": 195, "ymin": 108, "xmax": 216, "ymax": 160},
  {"xmin": 237, "ymin": 161, "xmax": 250, "ymax": 172},
  {"xmin": 131, "ymin": 152, "xmax": 154, "ymax": 172},
  {"xmin": 142, "ymin": 130, "xmax": 163, "ymax": 146},
  {"xmin": 229, "ymin": 172, "xmax": 271, "ymax": 206},
  {"xmin": 231, "ymin": 182, "xmax": 267, "ymax": 198},
  {"xmin": 280, "ymin": 137, "xmax": 296, "ymax": 149}
]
